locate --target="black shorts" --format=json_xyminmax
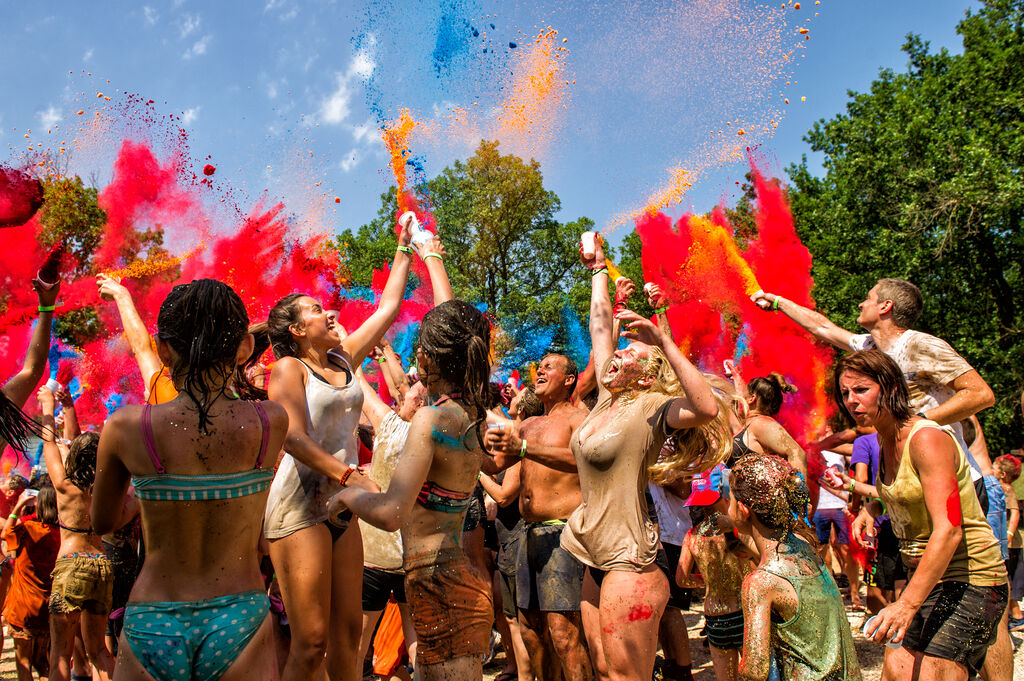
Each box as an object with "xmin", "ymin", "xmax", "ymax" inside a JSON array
[
  {"xmin": 867, "ymin": 545, "xmax": 907, "ymax": 592},
  {"xmin": 462, "ymin": 490, "xmax": 485, "ymax": 533},
  {"xmin": 516, "ymin": 522, "xmax": 585, "ymax": 612},
  {"xmin": 705, "ymin": 610, "xmax": 744, "ymax": 650},
  {"xmin": 902, "ymin": 581, "xmax": 1008, "ymax": 676},
  {"xmin": 657, "ymin": 543, "xmax": 693, "ymax": 611},
  {"xmin": 362, "ymin": 566, "xmax": 406, "ymax": 611},
  {"xmin": 498, "ymin": 569, "xmax": 517, "ymax": 619}
]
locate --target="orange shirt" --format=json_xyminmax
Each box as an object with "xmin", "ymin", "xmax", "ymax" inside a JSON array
[
  {"xmin": 147, "ymin": 369, "xmax": 178, "ymax": 405},
  {"xmin": 2, "ymin": 517, "xmax": 60, "ymax": 631}
]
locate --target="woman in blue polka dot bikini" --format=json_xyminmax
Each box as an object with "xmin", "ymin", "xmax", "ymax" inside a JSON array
[{"xmin": 92, "ymin": 279, "xmax": 289, "ymax": 681}]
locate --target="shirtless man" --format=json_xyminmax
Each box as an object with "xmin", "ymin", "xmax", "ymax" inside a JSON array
[{"xmin": 485, "ymin": 353, "xmax": 592, "ymax": 681}]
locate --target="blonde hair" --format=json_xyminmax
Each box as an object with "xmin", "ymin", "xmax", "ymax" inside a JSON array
[{"xmin": 645, "ymin": 347, "xmax": 735, "ymax": 483}]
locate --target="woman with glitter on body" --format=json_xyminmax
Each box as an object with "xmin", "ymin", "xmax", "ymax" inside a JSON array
[
  {"xmin": 730, "ymin": 453, "xmax": 861, "ymax": 681},
  {"xmin": 839, "ymin": 350, "xmax": 1007, "ymax": 681},
  {"xmin": 563, "ymin": 236, "xmax": 730, "ymax": 681}
]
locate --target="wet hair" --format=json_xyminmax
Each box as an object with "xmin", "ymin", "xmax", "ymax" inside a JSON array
[
  {"xmin": 35, "ymin": 483, "xmax": 58, "ymax": 526},
  {"xmin": 251, "ymin": 293, "xmax": 306, "ymax": 360},
  {"xmin": 747, "ymin": 373, "xmax": 797, "ymax": 416},
  {"xmin": 1, "ymin": 393, "xmax": 42, "ymax": 454},
  {"xmin": 64, "ymin": 431, "xmax": 99, "ymax": 492},
  {"xmin": 832, "ymin": 350, "xmax": 913, "ymax": 427},
  {"xmin": 517, "ymin": 387, "xmax": 545, "ymax": 420},
  {"xmin": 542, "ymin": 353, "xmax": 579, "ymax": 397},
  {"xmin": 157, "ymin": 279, "xmax": 258, "ymax": 432},
  {"xmin": 643, "ymin": 352, "xmax": 734, "ymax": 482},
  {"xmin": 876, "ymin": 278, "xmax": 923, "ymax": 329},
  {"xmin": 418, "ymin": 300, "xmax": 498, "ymax": 443},
  {"xmin": 995, "ymin": 455, "xmax": 1022, "ymax": 483},
  {"xmin": 731, "ymin": 454, "xmax": 816, "ymax": 547}
]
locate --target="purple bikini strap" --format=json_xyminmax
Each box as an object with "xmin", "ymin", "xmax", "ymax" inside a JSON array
[
  {"xmin": 253, "ymin": 402, "xmax": 271, "ymax": 469},
  {"xmin": 140, "ymin": 404, "xmax": 166, "ymax": 474}
]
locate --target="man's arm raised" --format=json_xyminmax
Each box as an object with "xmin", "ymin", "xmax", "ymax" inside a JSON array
[{"xmin": 751, "ymin": 291, "xmax": 854, "ymax": 350}]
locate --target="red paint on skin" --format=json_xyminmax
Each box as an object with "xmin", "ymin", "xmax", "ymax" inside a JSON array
[
  {"xmin": 627, "ymin": 604, "xmax": 654, "ymax": 621},
  {"xmin": 946, "ymin": 482, "xmax": 962, "ymax": 527}
]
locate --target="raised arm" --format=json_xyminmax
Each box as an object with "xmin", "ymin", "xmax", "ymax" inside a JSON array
[
  {"xmin": 91, "ymin": 407, "xmax": 134, "ymax": 535},
  {"xmin": 378, "ymin": 340, "xmax": 410, "ymax": 402},
  {"xmin": 925, "ymin": 371, "xmax": 995, "ymax": 426},
  {"xmin": 2, "ymin": 281, "xmax": 59, "ymax": 408},
  {"xmin": 583, "ymin": 239, "xmax": 614, "ymax": 377},
  {"xmin": 331, "ymin": 406, "xmax": 439, "ymax": 532},
  {"xmin": 618, "ymin": 310, "xmax": 719, "ymax": 429},
  {"xmin": 36, "ymin": 387, "xmax": 68, "ymax": 488},
  {"xmin": 751, "ymin": 291, "xmax": 854, "ymax": 350},
  {"xmin": 644, "ymin": 283, "xmax": 673, "ymax": 340},
  {"xmin": 341, "ymin": 221, "xmax": 414, "ymax": 367},
  {"xmin": 97, "ymin": 275, "xmax": 162, "ymax": 395},
  {"xmin": 414, "ymin": 236, "xmax": 454, "ymax": 305},
  {"xmin": 56, "ymin": 387, "xmax": 81, "ymax": 440}
]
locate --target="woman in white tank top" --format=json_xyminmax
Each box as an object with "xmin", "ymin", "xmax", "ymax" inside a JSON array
[{"xmin": 253, "ymin": 220, "xmax": 415, "ymax": 681}]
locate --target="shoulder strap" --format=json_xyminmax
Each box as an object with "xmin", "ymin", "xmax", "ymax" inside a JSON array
[
  {"xmin": 140, "ymin": 405, "xmax": 166, "ymax": 474},
  {"xmin": 253, "ymin": 402, "xmax": 271, "ymax": 469}
]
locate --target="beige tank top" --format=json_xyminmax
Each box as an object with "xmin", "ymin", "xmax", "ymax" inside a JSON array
[{"xmin": 876, "ymin": 420, "xmax": 1005, "ymax": 586}]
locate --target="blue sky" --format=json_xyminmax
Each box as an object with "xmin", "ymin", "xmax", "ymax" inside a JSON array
[{"xmin": 1, "ymin": 0, "xmax": 981, "ymax": 247}]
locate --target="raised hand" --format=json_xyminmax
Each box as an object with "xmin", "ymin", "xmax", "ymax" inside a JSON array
[
  {"xmin": 644, "ymin": 283, "xmax": 667, "ymax": 309},
  {"xmin": 616, "ymin": 308, "xmax": 665, "ymax": 346},
  {"xmin": 614, "ymin": 277, "xmax": 635, "ymax": 306},
  {"xmin": 97, "ymin": 273, "xmax": 128, "ymax": 302},
  {"xmin": 579, "ymin": 234, "xmax": 605, "ymax": 271},
  {"xmin": 414, "ymin": 235, "xmax": 446, "ymax": 260},
  {"xmin": 750, "ymin": 289, "xmax": 777, "ymax": 311}
]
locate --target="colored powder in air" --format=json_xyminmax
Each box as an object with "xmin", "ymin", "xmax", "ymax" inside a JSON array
[
  {"xmin": 496, "ymin": 27, "xmax": 570, "ymax": 157},
  {"xmin": 381, "ymin": 110, "xmax": 419, "ymax": 214},
  {"xmin": 431, "ymin": 0, "xmax": 475, "ymax": 77},
  {"xmin": 203, "ymin": 164, "xmax": 216, "ymax": 176},
  {"xmin": 0, "ymin": 166, "xmax": 44, "ymax": 228},
  {"xmin": 635, "ymin": 168, "xmax": 831, "ymax": 445}
]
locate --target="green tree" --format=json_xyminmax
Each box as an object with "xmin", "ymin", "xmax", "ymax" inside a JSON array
[
  {"xmin": 37, "ymin": 176, "xmax": 107, "ymax": 274},
  {"xmin": 787, "ymin": 0, "xmax": 1024, "ymax": 449},
  {"xmin": 336, "ymin": 141, "xmax": 597, "ymax": 326}
]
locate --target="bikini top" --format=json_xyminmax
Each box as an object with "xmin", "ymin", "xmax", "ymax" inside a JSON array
[
  {"xmin": 414, "ymin": 392, "xmax": 474, "ymax": 513},
  {"xmin": 729, "ymin": 427, "xmax": 755, "ymax": 465},
  {"xmin": 132, "ymin": 402, "xmax": 274, "ymax": 502}
]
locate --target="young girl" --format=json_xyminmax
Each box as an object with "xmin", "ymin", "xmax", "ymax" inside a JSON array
[
  {"xmin": 677, "ymin": 465, "xmax": 753, "ymax": 681},
  {"xmin": 729, "ymin": 454, "xmax": 861, "ymax": 681}
]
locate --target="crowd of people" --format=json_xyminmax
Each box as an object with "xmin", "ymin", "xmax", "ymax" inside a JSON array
[{"xmin": 0, "ymin": 222, "xmax": 1021, "ymax": 681}]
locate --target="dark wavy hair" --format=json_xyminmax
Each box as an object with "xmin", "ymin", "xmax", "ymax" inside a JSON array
[
  {"xmin": 65, "ymin": 431, "xmax": 99, "ymax": 492},
  {"xmin": 418, "ymin": 300, "xmax": 498, "ymax": 445},
  {"xmin": 156, "ymin": 279, "xmax": 259, "ymax": 432},
  {"xmin": 832, "ymin": 349, "xmax": 913, "ymax": 427}
]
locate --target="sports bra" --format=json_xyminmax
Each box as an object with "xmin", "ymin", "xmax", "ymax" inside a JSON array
[
  {"xmin": 133, "ymin": 402, "xmax": 274, "ymax": 502},
  {"xmin": 730, "ymin": 427, "xmax": 755, "ymax": 465},
  {"xmin": 416, "ymin": 480, "xmax": 472, "ymax": 513}
]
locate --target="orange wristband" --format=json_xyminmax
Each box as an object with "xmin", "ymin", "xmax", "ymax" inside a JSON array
[{"xmin": 339, "ymin": 468, "xmax": 355, "ymax": 487}]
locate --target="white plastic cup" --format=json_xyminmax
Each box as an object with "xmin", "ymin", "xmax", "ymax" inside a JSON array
[
  {"xmin": 862, "ymin": 615, "xmax": 902, "ymax": 648},
  {"xmin": 581, "ymin": 232, "xmax": 597, "ymax": 258},
  {"xmin": 45, "ymin": 378, "xmax": 62, "ymax": 393},
  {"xmin": 644, "ymin": 282, "xmax": 656, "ymax": 296},
  {"xmin": 399, "ymin": 211, "xmax": 434, "ymax": 246}
]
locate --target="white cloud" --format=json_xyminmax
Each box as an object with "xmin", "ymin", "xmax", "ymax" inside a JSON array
[
  {"xmin": 340, "ymin": 149, "xmax": 361, "ymax": 173},
  {"xmin": 265, "ymin": 0, "xmax": 298, "ymax": 20},
  {"xmin": 37, "ymin": 106, "xmax": 63, "ymax": 130},
  {"xmin": 183, "ymin": 34, "xmax": 211, "ymax": 59},
  {"xmin": 316, "ymin": 50, "xmax": 376, "ymax": 125},
  {"xmin": 351, "ymin": 119, "xmax": 376, "ymax": 144},
  {"xmin": 179, "ymin": 13, "xmax": 200, "ymax": 38},
  {"xmin": 83, "ymin": 48, "xmax": 94, "ymax": 62},
  {"xmin": 181, "ymin": 107, "xmax": 200, "ymax": 125},
  {"xmin": 143, "ymin": 6, "xmax": 158, "ymax": 25}
]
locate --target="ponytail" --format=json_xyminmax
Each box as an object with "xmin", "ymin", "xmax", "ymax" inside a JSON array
[{"xmin": 748, "ymin": 372, "xmax": 797, "ymax": 416}]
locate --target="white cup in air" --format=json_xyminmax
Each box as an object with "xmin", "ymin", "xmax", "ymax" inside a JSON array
[
  {"xmin": 399, "ymin": 211, "xmax": 434, "ymax": 246},
  {"xmin": 581, "ymin": 232, "xmax": 597, "ymax": 258},
  {"xmin": 45, "ymin": 378, "xmax": 62, "ymax": 393}
]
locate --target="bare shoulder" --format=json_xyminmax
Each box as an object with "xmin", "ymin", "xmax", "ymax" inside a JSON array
[
  {"xmin": 907, "ymin": 424, "xmax": 957, "ymax": 463},
  {"xmin": 103, "ymin": 404, "xmax": 142, "ymax": 435}
]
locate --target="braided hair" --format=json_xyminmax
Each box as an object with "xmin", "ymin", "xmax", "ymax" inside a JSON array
[
  {"xmin": 730, "ymin": 453, "xmax": 817, "ymax": 547},
  {"xmin": 1, "ymin": 392, "xmax": 42, "ymax": 454},
  {"xmin": 156, "ymin": 279, "xmax": 257, "ymax": 433},
  {"xmin": 417, "ymin": 300, "xmax": 497, "ymax": 445}
]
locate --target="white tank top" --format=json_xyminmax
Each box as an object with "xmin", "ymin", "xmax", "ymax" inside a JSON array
[{"xmin": 264, "ymin": 356, "xmax": 364, "ymax": 539}]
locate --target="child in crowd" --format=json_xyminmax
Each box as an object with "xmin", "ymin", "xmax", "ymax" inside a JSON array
[
  {"xmin": 676, "ymin": 464, "xmax": 753, "ymax": 681},
  {"xmin": 995, "ymin": 454, "xmax": 1024, "ymax": 628},
  {"xmin": 730, "ymin": 455, "xmax": 861, "ymax": 681}
]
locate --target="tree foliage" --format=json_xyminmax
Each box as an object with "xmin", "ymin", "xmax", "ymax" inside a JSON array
[
  {"xmin": 787, "ymin": 0, "xmax": 1024, "ymax": 449},
  {"xmin": 38, "ymin": 176, "xmax": 107, "ymax": 274}
]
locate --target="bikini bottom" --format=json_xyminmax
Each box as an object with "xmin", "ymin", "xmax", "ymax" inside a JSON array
[{"xmin": 123, "ymin": 590, "xmax": 269, "ymax": 681}]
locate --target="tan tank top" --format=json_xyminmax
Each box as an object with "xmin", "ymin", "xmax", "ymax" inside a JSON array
[{"xmin": 876, "ymin": 420, "xmax": 1005, "ymax": 586}]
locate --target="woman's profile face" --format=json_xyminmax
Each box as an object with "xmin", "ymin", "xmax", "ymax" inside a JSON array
[
  {"xmin": 295, "ymin": 297, "xmax": 341, "ymax": 347},
  {"xmin": 838, "ymin": 369, "xmax": 882, "ymax": 427}
]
